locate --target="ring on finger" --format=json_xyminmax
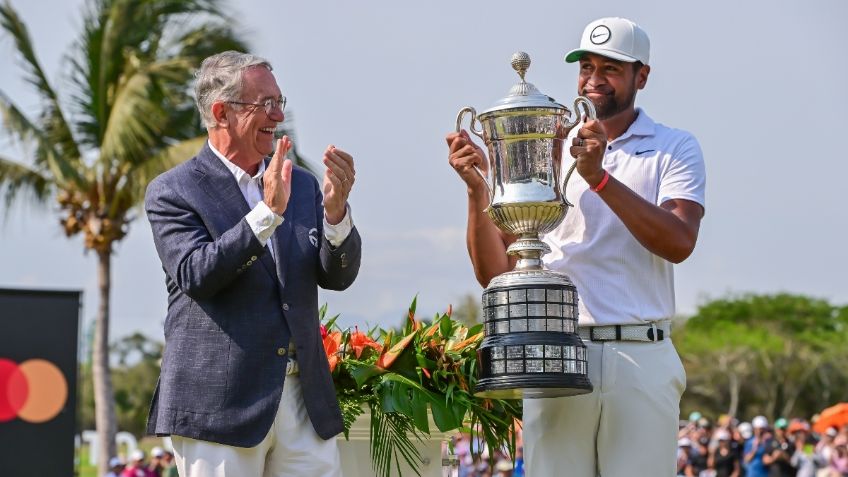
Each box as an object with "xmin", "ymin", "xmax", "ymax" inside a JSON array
[{"xmin": 577, "ymin": 138, "xmax": 585, "ymax": 147}]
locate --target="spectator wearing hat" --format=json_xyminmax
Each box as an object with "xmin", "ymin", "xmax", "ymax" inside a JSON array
[
  {"xmin": 709, "ymin": 429, "xmax": 741, "ymax": 477},
  {"xmin": 764, "ymin": 418, "xmax": 797, "ymax": 477},
  {"xmin": 160, "ymin": 450, "xmax": 177, "ymax": 477},
  {"xmin": 744, "ymin": 416, "xmax": 772, "ymax": 477},
  {"xmin": 105, "ymin": 457, "xmax": 125, "ymax": 477},
  {"xmin": 677, "ymin": 438, "xmax": 693, "ymax": 477},
  {"xmin": 147, "ymin": 447, "xmax": 164, "ymax": 477},
  {"xmin": 787, "ymin": 421, "xmax": 820, "ymax": 477},
  {"xmin": 121, "ymin": 450, "xmax": 154, "ymax": 477},
  {"xmin": 816, "ymin": 427, "xmax": 839, "ymax": 471}
]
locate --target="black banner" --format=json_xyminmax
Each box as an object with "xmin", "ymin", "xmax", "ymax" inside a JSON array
[{"xmin": 0, "ymin": 288, "xmax": 81, "ymax": 477}]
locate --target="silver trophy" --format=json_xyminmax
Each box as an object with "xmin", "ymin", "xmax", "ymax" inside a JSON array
[{"xmin": 456, "ymin": 52, "xmax": 596, "ymax": 398}]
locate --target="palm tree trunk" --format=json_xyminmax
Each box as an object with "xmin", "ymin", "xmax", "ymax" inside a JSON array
[
  {"xmin": 93, "ymin": 249, "xmax": 117, "ymax": 476},
  {"xmin": 728, "ymin": 371, "xmax": 740, "ymax": 418}
]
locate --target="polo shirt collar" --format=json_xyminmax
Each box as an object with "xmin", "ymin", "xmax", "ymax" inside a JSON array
[{"xmin": 611, "ymin": 107, "xmax": 655, "ymax": 144}]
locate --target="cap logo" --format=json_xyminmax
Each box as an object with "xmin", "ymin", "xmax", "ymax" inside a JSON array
[{"xmin": 590, "ymin": 25, "xmax": 611, "ymax": 45}]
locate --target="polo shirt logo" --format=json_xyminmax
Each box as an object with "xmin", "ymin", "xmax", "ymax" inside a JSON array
[
  {"xmin": 308, "ymin": 228, "xmax": 319, "ymax": 248},
  {"xmin": 635, "ymin": 149, "xmax": 655, "ymax": 156}
]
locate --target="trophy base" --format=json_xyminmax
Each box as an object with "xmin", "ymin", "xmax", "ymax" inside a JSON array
[
  {"xmin": 475, "ymin": 269, "xmax": 593, "ymax": 400},
  {"xmin": 474, "ymin": 375, "xmax": 593, "ymax": 399}
]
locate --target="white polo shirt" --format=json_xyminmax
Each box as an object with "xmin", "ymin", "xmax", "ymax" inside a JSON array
[{"xmin": 542, "ymin": 108, "xmax": 705, "ymax": 326}]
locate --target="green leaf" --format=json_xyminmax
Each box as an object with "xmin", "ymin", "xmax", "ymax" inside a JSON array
[
  {"xmin": 430, "ymin": 396, "xmax": 461, "ymax": 432},
  {"xmin": 349, "ymin": 363, "xmax": 386, "ymax": 389},
  {"xmin": 410, "ymin": 391, "xmax": 429, "ymax": 434},
  {"xmin": 439, "ymin": 313, "xmax": 452, "ymax": 338},
  {"xmin": 468, "ymin": 323, "xmax": 484, "ymax": 337},
  {"xmin": 389, "ymin": 381, "xmax": 413, "ymax": 416}
]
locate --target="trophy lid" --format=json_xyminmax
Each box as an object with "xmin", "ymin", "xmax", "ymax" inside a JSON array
[{"xmin": 479, "ymin": 52, "xmax": 567, "ymax": 117}]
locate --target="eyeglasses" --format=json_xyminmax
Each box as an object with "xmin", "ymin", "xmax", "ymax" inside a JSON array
[{"xmin": 227, "ymin": 97, "xmax": 287, "ymax": 115}]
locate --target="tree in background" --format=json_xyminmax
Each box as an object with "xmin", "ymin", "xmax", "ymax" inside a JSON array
[
  {"xmin": 0, "ymin": 0, "xmax": 248, "ymax": 473},
  {"xmin": 676, "ymin": 293, "xmax": 848, "ymax": 422}
]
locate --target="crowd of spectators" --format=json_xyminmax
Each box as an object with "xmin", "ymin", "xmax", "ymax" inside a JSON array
[
  {"xmin": 449, "ymin": 412, "xmax": 848, "ymax": 477},
  {"xmin": 676, "ymin": 412, "xmax": 848, "ymax": 477},
  {"xmin": 104, "ymin": 446, "xmax": 177, "ymax": 477},
  {"xmin": 100, "ymin": 413, "xmax": 847, "ymax": 477},
  {"xmin": 451, "ymin": 429, "xmax": 524, "ymax": 477}
]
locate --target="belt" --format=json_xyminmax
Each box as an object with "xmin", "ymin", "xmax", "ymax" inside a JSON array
[
  {"xmin": 285, "ymin": 358, "xmax": 299, "ymax": 376},
  {"xmin": 578, "ymin": 321, "xmax": 671, "ymax": 342},
  {"xmin": 285, "ymin": 340, "xmax": 298, "ymax": 376}
]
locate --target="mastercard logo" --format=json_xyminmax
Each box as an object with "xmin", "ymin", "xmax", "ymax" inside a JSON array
[{"xmin": 0, "ymin": 358, "xmax": 68, "ymax": 423}]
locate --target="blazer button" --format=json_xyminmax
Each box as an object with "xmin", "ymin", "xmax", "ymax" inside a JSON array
[
  {"xmin": 250, "ymin": 255, "xmax": 257, "ymax": 261},
  {"xmin": 282, "ymin": 303, "xmax": 290, "ymax": 311},
  {"xmin": 277, "ymin": 347, "xmax": 287, "ymax": 356}
]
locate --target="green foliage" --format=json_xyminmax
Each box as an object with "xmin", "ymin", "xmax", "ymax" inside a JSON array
[
  {"xmin": 677, "ymin": 293, "xmax": 848, "ymax": 421},
  {"xmin": 322, "ymin": 299, "xmax": 521, "ymax": 477}
]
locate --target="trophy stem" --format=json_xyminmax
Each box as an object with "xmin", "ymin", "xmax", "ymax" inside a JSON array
[{"xmin": 507, "ymin": 234, "xmax": 550, "ymax": 271}]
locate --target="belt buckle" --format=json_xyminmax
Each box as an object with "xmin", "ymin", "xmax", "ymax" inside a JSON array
[{"xmin": 646, "ymin": 323, "xmax": 665, "ymax": 341}]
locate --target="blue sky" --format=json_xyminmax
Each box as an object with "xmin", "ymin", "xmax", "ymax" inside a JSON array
[{"xmin": 1, "ymin": 0, "xmax": 846, "ymax": 342}]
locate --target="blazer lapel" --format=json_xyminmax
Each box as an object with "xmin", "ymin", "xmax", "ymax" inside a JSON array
[
  {"xmin": 195, "ymin": 144, "xmax": 250, "ymax": 226},
  {"xmin": 194, "ymin": 144, "xmax": 278, "ymax": 281}
]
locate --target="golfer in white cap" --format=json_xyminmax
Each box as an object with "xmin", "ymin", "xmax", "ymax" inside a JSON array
[{"xmin": 447, "ymin": 16, "xmax": 706, "ymax": 477}]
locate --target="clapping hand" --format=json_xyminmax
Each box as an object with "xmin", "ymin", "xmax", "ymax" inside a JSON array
[{"xmin": 322, "ymin": 145, "xmax": 355, "ymax": 225}]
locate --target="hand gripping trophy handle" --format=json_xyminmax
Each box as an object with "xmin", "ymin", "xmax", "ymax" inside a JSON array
[
  {"xmin": 455, "ymin": 106, "xmax": 495, "ymax": 201},
  {"xmin": 561, "ymin": 97, "xmax": 597, "ymax": 207}
]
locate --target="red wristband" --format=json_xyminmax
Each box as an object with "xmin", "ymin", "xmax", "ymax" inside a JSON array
[{"xmin": 591, "ymin": 170, "xmax": 610, "ymax": 192}]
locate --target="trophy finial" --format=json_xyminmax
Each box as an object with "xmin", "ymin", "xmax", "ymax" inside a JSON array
[{"xmin": 511, "ymin": 51, "xmax": 531, "ymax": 82}]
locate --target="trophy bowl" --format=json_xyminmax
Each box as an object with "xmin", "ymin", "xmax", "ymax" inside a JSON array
[{"xmin": 456, "ymin": 52, "xmax": 597, "ymax": 398}]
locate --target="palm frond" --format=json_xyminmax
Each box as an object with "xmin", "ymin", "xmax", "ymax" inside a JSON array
[
  {"xmin": 0, "ymin": 155, "xmax": 50, "ymax": 208},
  {"xmin": 0, "ymin": 0, "xmax": 82, "ymax": 162},
  {"xmin": 369, "ymin": 403, "xmax": 423, "ymax": 477},
  {"xmin": 0, "ymin": 93, "xmax": 91, "ymax": 191},
  {"xmin": 99, "ymin": 67, "xmax": 167, "ymax": 166},
  {"xmin": 114, "ymin": 136, "xmax": 206, "ymax": 217}
]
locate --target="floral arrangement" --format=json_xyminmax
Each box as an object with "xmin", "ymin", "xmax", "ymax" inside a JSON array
[{"xmin": 321, "ymin": 298, "xmax": 522, "ymax": 477}]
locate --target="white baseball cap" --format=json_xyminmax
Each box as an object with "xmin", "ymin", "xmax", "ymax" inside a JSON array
[
  {"xmin": 677, "ymin": 437, "xmax": 692, "ymax": 447},
  {"xmin": 108, "ymin": 457, "xmax": 123, "ymax": 468},
  {"xmin": 130, "ymin": 449, "xmax": 145, "ymax": 462},
  {"xmin": 752, "ymin": 415, "xmax": 769, "ymax": 429},
  {"xmin": 151, "ymin": 446, "xmax": 164, "ymax": 458},
  {"xmin": 738, "ymin": 422, "xmax": 753, "ymax": 439},
  {"xmin": 565, "ymin": 17, "xmax": 650, "ymax": 65},
  {"xmin": 716, "ymin": 429, "xmax": 732, "ymax": 441}
]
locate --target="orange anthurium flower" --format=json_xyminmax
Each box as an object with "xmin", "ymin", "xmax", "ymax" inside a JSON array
[
  {"xmin": 424, "ymin": 323, "xmax": 440, "ymax": 338},
  {"xmin": 323, "ymin": 331, "xmax": 342, "ymax": 372},
  {"xmin": 376, "ymin": 332, "xmax": 416, "ymax": 369},
  {"xmin": 349, "ymin": 330, "xmax": 382, "ymax": 359},
  {"xmin": 451, "ymin": 332, "xmax": 483, "ymax": 352}
]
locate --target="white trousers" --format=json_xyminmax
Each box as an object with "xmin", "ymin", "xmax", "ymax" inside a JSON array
[
  {"xmin": 172, "ymin": 373, "xmax": 342, "ymax": 477},
  {"xmin": 523, "ymin": 339, "xmax": 686, "ymax": 477}
]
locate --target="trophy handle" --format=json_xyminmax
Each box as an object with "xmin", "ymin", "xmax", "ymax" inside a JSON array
[
  {"xmin": 455, "ymin": 106, "xmax": 494, "ymax": 201},
  {"xmin": 561, "ymin": 96, "xmax": 598, "ymax": 207},
  {"xmin": 455, "ymin": 106, "xmax": 485, "ymax": 139},
  {"xmin": 563, "ymin": 96, "xmax": 597, "ymax": 129}
]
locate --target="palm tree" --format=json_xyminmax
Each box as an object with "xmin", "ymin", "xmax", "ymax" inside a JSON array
[{"xmin": 0, "ymin": 0, "xmax": 250, "ymax": 473}]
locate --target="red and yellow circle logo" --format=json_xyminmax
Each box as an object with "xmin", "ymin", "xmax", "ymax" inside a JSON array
[{"xmin": 0, "ymin": 358, "xmax": 68, "ymax": 423}]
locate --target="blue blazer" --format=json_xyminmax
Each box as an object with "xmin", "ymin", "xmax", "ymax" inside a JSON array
[{"xmin": 144, "ymin": 144, "xmax": 361, "ymax": 446}]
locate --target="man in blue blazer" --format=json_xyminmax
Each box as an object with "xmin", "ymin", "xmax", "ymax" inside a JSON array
[{"xmin": 144, "ymin": 51, "xmax": 361, "ymax": 476}]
